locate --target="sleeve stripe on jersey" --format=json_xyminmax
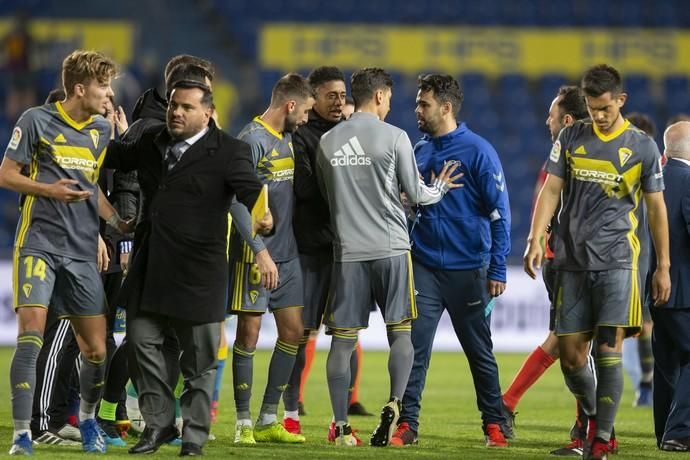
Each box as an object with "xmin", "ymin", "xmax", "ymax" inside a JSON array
[{"xmin": 15, "ymin": 158, "xmax": 40, "ymax": 248}]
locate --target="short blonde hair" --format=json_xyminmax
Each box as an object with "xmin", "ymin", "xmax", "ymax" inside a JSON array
[{"xmin": 62, "ymin": 50, "xmax": 117, "ymax": 96}]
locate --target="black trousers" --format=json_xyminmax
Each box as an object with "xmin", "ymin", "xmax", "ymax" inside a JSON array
[
  {"xmin": 31, "ymin": 308, "xmax": 79, "ymax": 435},
  {"xmin": 651, "ymin": 307, "xmax": 690, "ymax": 446},
  {"xmin": 31, "ymin": 269, "xmax": 125, "ymax": 435}
]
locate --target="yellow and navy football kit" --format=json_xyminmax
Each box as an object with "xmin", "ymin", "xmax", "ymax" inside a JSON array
[
  {"xmin": 228, "ymin": 116, "xmax": 303, "ymax": 313},
  {"xmin": 545, "ymin": 119, "xmax": 664, "ymax": 335},
  {"xmin": 5, "ymin": 102, "xmax": 110, "ymax": 316}
]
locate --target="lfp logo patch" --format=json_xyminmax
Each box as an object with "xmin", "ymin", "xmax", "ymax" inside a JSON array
[{"xmin": 8, "ymin": 127, "xmax": 22, "ymax": 150}]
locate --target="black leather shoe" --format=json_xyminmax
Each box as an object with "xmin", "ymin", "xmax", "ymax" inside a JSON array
[
  {"xmin": 661, "ymin": 437, "xmax": 690, "ymax": 451},
  {"xmin": 129, "ymin": 425, "xmax": 179, "ymax": 454},
  {"xmin": 348, "ymin": 401, "xmax": 373, "ymax": 416},
  {"xmin": 180, "ymin": 442, "xmax": 203, "ymax": 456}
]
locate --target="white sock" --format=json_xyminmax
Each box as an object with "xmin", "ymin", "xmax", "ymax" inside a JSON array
[
  {"xmin": 79, "ymin": 409, "xmax": 95, "ymax": 424},
  {"xmin": 13, "ymin": 429, "xmax": 30, "ymax": 441},
  {"xmin": 237, "ymin": 419, "xmax": 252, "ymax": 427},
  {"xmin": 257, "ymin": 413, "xmax": 277, "ymax": 426},
  {"xmin": 284, "ymin": 410, "xmax": 299, "ymax": 420}
]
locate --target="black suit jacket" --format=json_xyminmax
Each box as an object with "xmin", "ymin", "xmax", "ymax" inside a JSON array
[
  {"xmin": 104, "ymin": 120, "xmax": 262, "ymax": 323},
  {"xmin": 657, "ymin": 158, "xmax": 690, "ymax": 309}
]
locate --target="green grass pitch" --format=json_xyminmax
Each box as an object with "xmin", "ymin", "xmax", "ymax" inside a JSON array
[{"xmin": 0, "ymin": 348, "xmax": 671, "ymax": 458}]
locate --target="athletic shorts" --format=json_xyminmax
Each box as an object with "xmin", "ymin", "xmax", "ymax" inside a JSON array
[
  {"xmin": 228, "ymin": 257, "xmax": 303, "ymax": 314},
  {"xmin": 542, "ymin": 259, "xmax": 557, "ymax": 331},
  {"xmin": 554, "ymin": 269, "xmax": 642, "ymax": 337},
  {"xmin": 13, "ymin": 248, "xmax": 106, "ymax": 318},
  {"xmin": 324, "ymin": 252, "xmax": 416, "ymax": 330},
  {"xmin": 299, "ymin": 252, "xmax": 332, "ymax": 331}
]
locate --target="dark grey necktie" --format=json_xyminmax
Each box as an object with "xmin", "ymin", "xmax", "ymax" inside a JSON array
[{"xmin": 166, "ymin": 142, "xmax": 186, "ymax": 170}]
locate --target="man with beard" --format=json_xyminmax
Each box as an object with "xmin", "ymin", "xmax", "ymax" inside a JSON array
[
  {"xmin": 284, "ymin": 66, "xmax": 371, "ymax": 440},
  {"xmin": 96, "ymin": 56, "xmax": 216, "ymax": 446},
  {"xmin": 391, "ymin": 73, "xmax": 512, "ymax": 448},
  {"xmin": 229, "ymin": 73, "xmax": 314, "ymax": 444},
  {"xmin": 104, "ymin": 74, "xmax": 270, "ymax": 456}
]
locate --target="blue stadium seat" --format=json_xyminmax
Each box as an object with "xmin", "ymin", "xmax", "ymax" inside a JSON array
[
  {"xmin": 625, "ymin": 95, "xmax": 655, "ymax": 118},
  {"xmin": 664, "ymin": 76, "xmax": 690, "ymax": 96},
  {"xmin": 209, "ymin": 0, "xmax": 686, "ymax": 27},
  {"xmin": 496, "ymin": 74, "xmax": 531, "ymax": 108},
  {"xmin": 234, "ymin": 19, "xmax": 261, "ymax": 58},
  {"xmin": 537, "ymin": 0, "xmax": 576, "ymax": 26},
  {"xmin": 460, "ymin": 72, "xmax": 491, "ymax": 110},
  {"xmin": 574, "ymin": 0, "xmax": 614, "ymax": 26},
  {"xmin": 625, "ymin": 74, "xmax": 651, "ymax": 94},
  {"xmin": 502, "ymin": 0, "xmax": 538, "ymax": 25},
  {"xmin": 464, "ymin": 109, "xmax": 500, "ymax": 134},
  {"xmin": 460, "ymin": 73, "xmax": 488, "ymax": 91},
  {"xmin": 623, "ymin": 74, "xmax": 655, "ymax": 115},
  {"xmin": 610, "ymin": 0, "xmax": 644, "ymax": 27},
  {"xmin": 537, "ymin": 74, "xmax": 568, "ymax": 110},
  {"xmin": 675, "ymin": 0, "xmax": 690, "ymax": 27},
  {"xmin": 664, "ymin": 76, "xmax": 690, "ymax": 116},
  {"xmin": 472, "ymin": 0, "xmax": 500, "ymax": 25},
  {"xmin": 259, "ymin": 70, "xmax": 285, "ymax": 100},
  {"xmin": 351, "ymin": 0, "xmax": 391, "ymax": 20},
  {"xmin": 645, "ymin": 1, "xmax": 677, "ymax": 27}
]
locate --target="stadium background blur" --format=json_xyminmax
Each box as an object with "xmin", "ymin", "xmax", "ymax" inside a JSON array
[{"xmin": 0, "ymin": 0, "xmax": 688, "ymax": 351}]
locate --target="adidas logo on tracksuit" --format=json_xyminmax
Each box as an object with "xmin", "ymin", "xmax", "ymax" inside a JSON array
[{"xmin": 330, "ymin": 136, "xmax": 372, "ymax": 167}]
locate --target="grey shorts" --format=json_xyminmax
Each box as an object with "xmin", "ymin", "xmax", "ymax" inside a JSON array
[
  {"xmin": 13, "ymin": 248, "xmax": 106, "ymax": 318},
  {"xmin": 228, "ymin": 257, "xmax": 304, "ymax": 314},
  {"xmin": 324, "ymin": 252, "xmax": 416, "ymax": 330},
  {"xmin": 300, "ymin": 252, "xmax": 332, "ymax": 331},
  {"xmin": 554, "ymin": 269, "xmax": 641, "ymax": 336}
]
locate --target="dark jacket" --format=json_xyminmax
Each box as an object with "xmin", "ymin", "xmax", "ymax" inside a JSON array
[
  {"xmin": 115, "ymin": 88, "xmax": 167, "ymax": 222},
  {"xmin": 411, "ymin": 123, "xmax": 511, "ymax": 282},
  {"xmin": 104, "ymin": 120, "xmax": 262, "ymax": 323},
  {"xmin": 101, "ymin": 88, "xmax": 167, "ymax": 266},
  {"xmin": 656, "ymin": 158, "xmax": 690, "ymax": 309},
  {"xmin": 293, "ymin": 110, "xmax": 339, "ymax": 254}
]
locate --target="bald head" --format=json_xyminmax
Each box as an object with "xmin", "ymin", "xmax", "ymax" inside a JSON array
[{"xmin": 664, "ymin": 121, "xmax": 690, "ymax": 160}]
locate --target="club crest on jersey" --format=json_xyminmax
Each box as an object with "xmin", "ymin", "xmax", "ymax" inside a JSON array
[
  {"xmin": 90, "ymin": 129, "xmax": 99, "ymax": 149},
  {"xmin": 8, "ymin": 127, "xmax": 22, "ymax": 150},
  {"xmin": 618, "ymin": 147, "xmax": 632, "ymax": 166},
  {"xmin": 22, "ymin": 283, "xmax": 32, "ymax": 298},
  {"xmin": 249, "ymin": 290, "xmax": 259, "ymax": 304},
  {"xmin": 549, "ymin": 140, "xmax": 561, "ymax": 163}
]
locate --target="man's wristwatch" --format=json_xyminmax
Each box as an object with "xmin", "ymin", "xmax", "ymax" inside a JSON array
[{"xmin": 106, "ymin": 213, "xmax": 124, "ymax": 229}]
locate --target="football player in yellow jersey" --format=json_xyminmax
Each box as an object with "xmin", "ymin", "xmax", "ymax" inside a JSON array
[
  {"xmin": 0, "ymin": 50, "xmax": 118, "ymax": 455},
  {"xmin": 229, "ymin": 74, "xmax": 314, "ymax": 444},
  {"xmin": 525, "ymin": 64, "xmax": 671, "ymax": 460}
]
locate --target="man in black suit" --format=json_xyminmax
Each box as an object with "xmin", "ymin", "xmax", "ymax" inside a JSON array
[
  {"xmin": 104, "ymin": 74, "xmax": 271, "ymax": 456},
  {"xmin": 654, "ymin": 121, "xmax": 690, "ymax": 452}
]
